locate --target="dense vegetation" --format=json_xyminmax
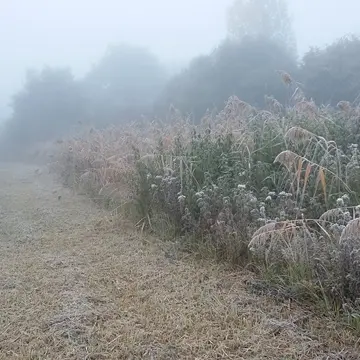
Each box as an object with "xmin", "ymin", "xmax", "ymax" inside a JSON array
[{"xmin": 55, "ymin": 90, "xmax": 360, "ymax": 332}]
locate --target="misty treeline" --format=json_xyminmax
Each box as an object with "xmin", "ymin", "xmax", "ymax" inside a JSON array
[{"xmin": 2, "ymin": 0, "xmax": 360, "ymax": 151}]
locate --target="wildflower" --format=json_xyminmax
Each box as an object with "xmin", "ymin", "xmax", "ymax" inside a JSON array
[
  {"xmin": 250, "ymin": 209, "xmax": 259, "ymax": 217},
  {"xmin": 341, "ymin": 194, "xmax": 350, "ymax": 204},
  {"xmin": 330, "ymin": 223, "xmax": 344, "ymax": 235},
  {"xmin": 336, "ymin": 198, "xmax": 345, "ymax": 208},
  {"xmin": 259, "ymin": 206, "xmax": 266, "ymax": 218},
  {"xmin": 343, "ymin": 211, "xmax": 351, "ymax": 222},
  {"xmin": 178, "ymin": 194, "xmax": 186, "ymax": 203},
  {"xmin": 249, "ymin": 195, "xmax": 257, "ymax": 204},
  {"xmin": 223, "ymin": 196, "xmax": 230, "ymax": 205}
]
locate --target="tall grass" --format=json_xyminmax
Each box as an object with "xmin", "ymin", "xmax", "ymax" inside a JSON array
[{"xmin": 53, "ymin": 86, "xmax": 360, "ymax": 331}]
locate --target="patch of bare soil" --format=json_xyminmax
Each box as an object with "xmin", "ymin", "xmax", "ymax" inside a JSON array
[{"xmin": 0, "ymin": 163, "xmax": 359, "ymax": 359}]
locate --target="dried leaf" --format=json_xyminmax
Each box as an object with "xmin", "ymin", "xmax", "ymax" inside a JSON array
[
  {"xmin": 301, "ymin": 163, "xmax": 312, "ymax": 204},
  {"xmin": 318, "ymin": 167, "xmax": 327, "ymax": 203}
]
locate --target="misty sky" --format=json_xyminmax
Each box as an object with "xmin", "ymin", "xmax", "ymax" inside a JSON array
[{"xmin": 1, "ymin": 0, "xmax": 360, "ymax": 119}]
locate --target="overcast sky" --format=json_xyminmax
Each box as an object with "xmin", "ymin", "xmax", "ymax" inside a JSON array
[{"xmin": 1, "ymin": 0, "xmax": 360, "ymax": 119}]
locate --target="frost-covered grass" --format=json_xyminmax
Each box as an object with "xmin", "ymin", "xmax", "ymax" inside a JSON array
[{"xmin": 54, "ymin": 94, "xmax": 360, "ymax": 332}]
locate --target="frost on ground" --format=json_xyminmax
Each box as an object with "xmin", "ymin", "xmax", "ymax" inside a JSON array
[{"xmin": 0, "ymin": 163, "xmax": 358, "ymax": 359}]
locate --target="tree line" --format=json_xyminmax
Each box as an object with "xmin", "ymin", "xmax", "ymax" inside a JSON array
[{"xmin": 2, "ymin": 0, "xmax": 360, "ymax": 148}]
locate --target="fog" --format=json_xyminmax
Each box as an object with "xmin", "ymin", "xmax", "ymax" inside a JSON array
[
  {"xmin": 1, "ymin": 0, "xmax": 360, "ymax": 119},
  {"xmin": 1, "ymin": 0, "xmax": 231, "ymax": 119}
]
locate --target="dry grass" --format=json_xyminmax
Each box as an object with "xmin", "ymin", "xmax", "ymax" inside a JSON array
[{"xmin": 0, "ymin": 164, "xmax": 359, "ymax": 359}]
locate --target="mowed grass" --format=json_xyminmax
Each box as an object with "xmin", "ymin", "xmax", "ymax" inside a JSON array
[
  {"xmin": 2, "ymin": 223, "xmax": 359, "ymax": 359},
  {"xmin": 0, "ymin": 164, "xmax": 359, "ymax": 359}
]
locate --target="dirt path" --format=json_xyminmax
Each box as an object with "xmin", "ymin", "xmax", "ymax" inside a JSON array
[{"xmin": 0, "ymin": 163, "xmax": 358, "ymax": 359}]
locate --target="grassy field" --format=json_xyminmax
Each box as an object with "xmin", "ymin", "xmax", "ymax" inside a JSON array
[{"xmin": 0, "ymin": 163, "xmax": 359, "ymax": 359}]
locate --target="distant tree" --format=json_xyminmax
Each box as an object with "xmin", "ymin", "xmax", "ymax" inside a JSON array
[
  {"xmin": 82, "ymin": 44, "xmax": 167, "ymax": 125},
  {"xmin": 301, "ymin": 35, "xmax": 360, "ymax": 105},
  {"xmin": 227, "ymin": 0, "xmax": 296, "ymax": 55},
  {"xmin": 156, "ymin": 37, "xmax": 298, "ymax": 120},
  {"xmin": 2, "ymin": 67, "xmax": 83, "ymax": 146},
  {"xmin": 155, "ymin": 54, "xmax": 218, "ymax": 120}
]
